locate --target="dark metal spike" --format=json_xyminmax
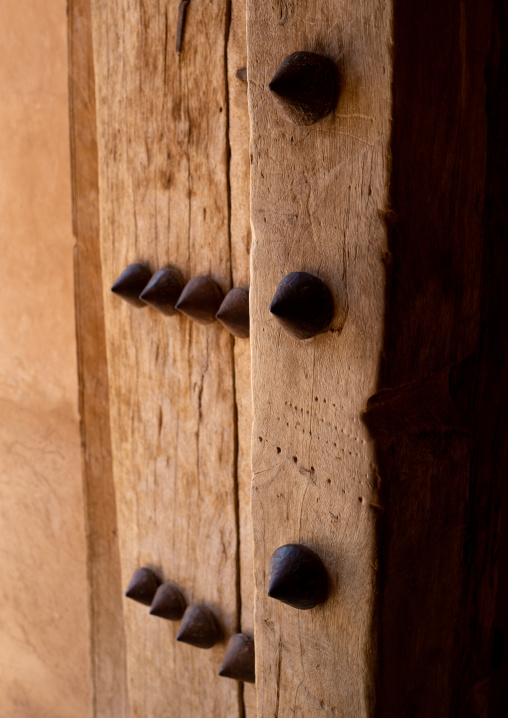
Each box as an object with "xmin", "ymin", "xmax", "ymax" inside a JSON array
[
  {"xmin": 236, "ymin": 67, "xmax": 248, "ymax": 83},
  {"xmin": 269, "ymin": 51, "xmax": 338, "ymax": 126},
  {"xmin": 176, "ymin": 604, "xmax": 221, "ymax": 648},
  {"xmin": 175, "ymin": 276, "xmax": 224, "ymax": 324},
  {"xmin": 125, "ymin": 567, "xmax": 160, "ymax": 606},
  {"xmin": 111, "ymin": 263, "xmax": 152, "ymax": 307},
  {"xmin": 216, "ymin": 287, "xmax": 250, "ymax": 338},
  {"xmin": 219, "ymin": 633, "xmax": 255, "ymax": 683},
  {"xmin": 269, "ymin": 271, "xmax": 334, "ymax": 340},
  {"xmin": 268, "ymin": 544, "xmax": 328, "ymax": 610},
  {"xmin": 139, "ymin": 267, "xmax": 185, "ymax": 316},
  {"xmin": 149, "ymin": 581, "xmax": 187, "ymax": 621}
]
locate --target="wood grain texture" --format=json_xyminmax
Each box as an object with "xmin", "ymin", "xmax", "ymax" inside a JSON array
[
  {"xmin": 68, "ymin": 1, "xmax": 128, "ymax": 715},
  {"xmin": 247, "ymin": 1, "xmax": 391, "ymax": 715},
  {"xmin": 90, "ymin": 0, "xmax": 250, "ymax": 713}
]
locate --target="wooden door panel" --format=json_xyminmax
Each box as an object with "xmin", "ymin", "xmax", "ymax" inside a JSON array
[
  {"xmin": 246, "ymin": 1, "xmax": 507, "ymax": 716},
  {"xmin": 247, "ymin": 1, "xmax": 390, "ymax": 715},
  {"xmin": 73, "ymin": 0, "xmax": 508, "ymax": 715},
  {"xmin": 89, "ymin": 0, "xmax": 252, "ymax": 714}
]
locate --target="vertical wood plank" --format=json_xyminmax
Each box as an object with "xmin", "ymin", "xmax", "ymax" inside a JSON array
[
  {"xmin": 68, "ymin": 0, "xmax": 128, "ymax": 715},
  {"xmin": 247, "ymin": 1, "xmax": 391, "ymax": 715},
  {"xmin": 90, "ymin": 0, "xmax": 244, "ymax": 714}
]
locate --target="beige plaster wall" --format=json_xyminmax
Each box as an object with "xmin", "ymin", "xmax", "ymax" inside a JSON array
[{"xmin": 0, "ymin": 2, "xmax": 90, "ymax": 716}]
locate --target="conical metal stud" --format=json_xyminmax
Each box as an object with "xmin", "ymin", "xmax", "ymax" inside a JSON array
[
  {"xmin": 269, "ymin": 271, "xmax": 334, "ymax": 340},
  {"xmin": 176, "ymin": 604, "xmax": 221, "ymax": 648},
  {"xmin": 139, "ymin": 267, "xmax": 185, "ymax": 316},
  {"xmin": 236, "ymin": 67, "xmax": 248, "ymax": 83},
  {"xmin": 125, "ymin": 567, "xmax": 160, "ymax": 606},
  {"xmin": 216, "ymin": 288, "xmax": 250, "ymax": 338},
  {"xmin": 149, "ymin": 581, "xmax": 187, "ymax": 621},
  {"xmin": 175, "ymin": 276, "xmax": 224, "ymax": 325},
  {"xmin": 268, "ymin": 51, "xmax": 337, "ymax": 126},
  {"xmin": 268, "ymin": 544, "xmax": 328, "ymax": 610},
  {"xmin": 111, "ymin": 263, "xmax": 152, "ymax": 307},
  {"xmin": 219, "ymin": 633, "xmax": 255, "ymax": 683}
]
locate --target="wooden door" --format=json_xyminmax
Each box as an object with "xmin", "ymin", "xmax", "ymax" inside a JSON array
[{"xmin": 70, "ymin": 0, "xmax": 508, "ymax": 716}]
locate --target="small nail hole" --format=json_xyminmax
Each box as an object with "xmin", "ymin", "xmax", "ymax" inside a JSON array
[
  {"xmin": 276, "ymin": 447, "xmax": 281, "ymax": 454},
  {"xmin": 292, "ymin": 456, "xmax": 298, "ymax": 464}
]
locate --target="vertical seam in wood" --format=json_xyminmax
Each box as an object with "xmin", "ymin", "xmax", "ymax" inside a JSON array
[{"xmin": 224, "ymin": 0, "xmax": 245, "ymax": 714}]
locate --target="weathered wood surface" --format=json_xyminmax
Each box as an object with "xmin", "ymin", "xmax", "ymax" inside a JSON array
[
  {"xmin": 248, "ymin": 0, "xmax": 507, "ymax": 717},
  {"xmin": 90, "ymin": 0, "xmax": 253, "ymax": 714},
  {"xmin": 68, "ymin": 0, "xmax": 128, "ymax": 716},
  {"xmin": 247, "ymin": 1, "xmax": 391, "ymax": 715}
]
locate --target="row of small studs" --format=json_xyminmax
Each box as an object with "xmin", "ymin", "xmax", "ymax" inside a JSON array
[
  {"xmin": 125, "ymin": 566, "xmax": 255, "ymax": 683},
  {"xmin": 111, "ymin": 263, "xmax": 250, "ymax": 338}
]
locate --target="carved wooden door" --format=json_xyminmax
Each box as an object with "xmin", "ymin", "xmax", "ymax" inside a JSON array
[{"xmin": 70, "ymin": 0, "xmax": 507, "ymax": 716}]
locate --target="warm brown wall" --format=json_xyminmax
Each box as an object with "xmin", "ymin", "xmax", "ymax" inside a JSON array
[{"xmin": 0, "ymin": 2, "xmax": 90, "ymax": 716}]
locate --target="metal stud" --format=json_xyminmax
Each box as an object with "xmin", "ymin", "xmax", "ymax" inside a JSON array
[
  {"xmin": 219, "ymin": 633, "xmax": 255, "ymax": 683},
  {"xmin": 216, "ymin": 288, "xmax": 250, "ymax": 338},
  {"xmin": 175, "ymin": 276, "xmax": 224, "ymax": 325},
  {"xmin": 139, "ymin": 267, "xmax": 185, "ymax": 316},
  {"xmin": 125, "ymin": 567, "xmax": 160, "ymax": 606},
  {"xmin": 269, "ymin": 51, "xmax": 337, "ymax": 126},
  {"xmin": 268, "ymin": 544, "xmax": 328, "ymax": 610},
  {"xmin": 149, "ymin": 582, "xmax": 187, "ymax": 621},
  {"xmin": 236, "ymin": 67, "xmax": 248, "ymax": 83},
  {"xmin": 269, "ymin": 271, "xmax": 334, "ymax": 340},
  {"xmin": 176, "ymin": 605, "xmax": 221, "ymax": 648},
  {"xmin": 111, "ymin": 263, "xmax": 152, "ymax": 307}
]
